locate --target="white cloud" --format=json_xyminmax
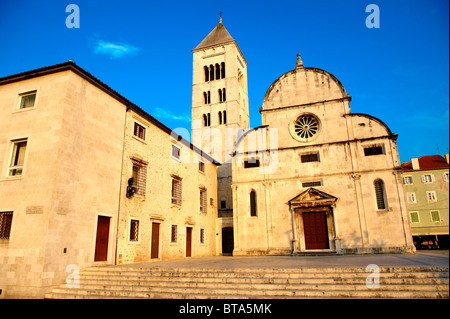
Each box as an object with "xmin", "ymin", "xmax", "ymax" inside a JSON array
[
  {"xmin": 93, "ymin": 40, "xmax": 140, "ymax": 59},
  {"xmin": 152, "ymin": 107, "xmax": 191, "ymax": 123}
]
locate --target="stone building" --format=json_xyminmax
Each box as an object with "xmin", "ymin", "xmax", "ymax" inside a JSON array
[
  {"xmin": 0, "ymin": 62, "xmax": 218, "ymax": 298},
  {"xmin": 230, "ymin": 53, "xmax": 415, "ymax": 255},
  {"xmin": 401, "ymin": 154, "xmax": 449, "ymax": 249}
]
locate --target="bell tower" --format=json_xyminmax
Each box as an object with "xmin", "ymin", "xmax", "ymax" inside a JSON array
[{"xmin": 191, "ymin": 18, "xmax": 249, "ymax": 236}]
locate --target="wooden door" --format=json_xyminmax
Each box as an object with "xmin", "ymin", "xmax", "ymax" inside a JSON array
[
  {"xmin": 94, "ymin": 216, "xmax": 110, "ymax": 261},
  {"xmin": 303, "ymin": 212, "xmax": 329, "ymax": 249},
  {"xmin": 186, "ymin": 227, "xmax": 192, "ymax": 257},
  {"xmin": 151, "ymin": 223, "xmax": 160, "ymax": 259}
]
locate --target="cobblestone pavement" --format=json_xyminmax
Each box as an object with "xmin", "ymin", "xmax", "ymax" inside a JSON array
[{"xmin": 113, "ymin": 251, "xmax": 449, "ymax": 269}]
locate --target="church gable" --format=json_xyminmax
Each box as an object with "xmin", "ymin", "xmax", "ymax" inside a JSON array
[{"xmin": 289, "ymin": 188, "xmax": 338, "ymax": 208}]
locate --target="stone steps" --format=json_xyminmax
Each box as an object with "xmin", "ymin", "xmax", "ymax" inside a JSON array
[{"xmin": 45, "ymin": 266, "xmax": 449, "ymax": 299}]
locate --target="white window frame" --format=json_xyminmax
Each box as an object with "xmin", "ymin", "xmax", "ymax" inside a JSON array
[
  {"xmin": 443, "ymin": 172, "xmax": 449, "ymax": 182},
  {"xmin": 426, "ymin": 191, "xmax": 437, "ymax": 202},
  {"xmin": 7, "ymin": 138, "xmax": 28, "ymax": 178},
  {"xmin": 422, "ymin": 174, "xmax": 434, "ymax": 183},
  {"xmin": 403, "ymin": 176, "xmax": 413, "ymax": 185},
  {"xmin": 406, "ymin": 192, "xmax": 416, "ymax": 203},
  {"xmin": 15, "ymin": 89, "xmax": 38, "ymax": 112}
]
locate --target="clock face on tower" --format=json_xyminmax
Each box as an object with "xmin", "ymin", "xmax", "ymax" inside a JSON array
[{"xmin": 289, "ymin": 113, "xmax": 321, "ymax": 142}]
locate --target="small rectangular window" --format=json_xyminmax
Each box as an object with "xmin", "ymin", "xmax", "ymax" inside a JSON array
[
  {"xmin": 172, "ymin": 145, "xmax": 181, "ymax": 160},
  {"xmin": 301, "ymin": 153, "xmax": 319, "ymax": 163},
  {"xmin": 431, "ymin": 211, "xmax": 440, "ymax": 222},
  {"xmin": 422, "ymin": 174, "xmax": 434, "ymax": 183},
  {"xmin": 129, "ymin": 219, "xmax": 139, "ymax": 241},
  {"xmin": 302, "ymin": 181, "xmax": 322, "ymax": 187},
  {"xmin": 220, "ymin": 200, "xmax": 226, "ymax": 209},
  {"xmin": 407, "ymin": 193, "xmax": 416, "ymax": 203},
  {"xmin": 364, "ymin": 146, "xmax": 384, "ymax": 156},
  {"xmin": 0, "ymin": 212, "xmax": 13, "ymax": 239},
  {"xmin": 403, "ymin": 176, "xmax": 413, "ymax": 184},
  {"xmin": 134, "ymin": 122, "xmax": 146, "ymax": 140},
  {"xmin": 410, "ymin": 212, "xmax": 419, "ymax": 223},
  {"xmin": 443, "ymin": 173, "xmax": 449, "ymax": 182},
  {"xmin": 426, "ymin": 191, "xmax": 437, "ymax": 202},
  {"xmin": 19, "ymin": 91, "xmax": 36, "ymax": 109},
  {"xmin": 171, "ymin": 225, "xmax": 178, "ymax": 243},
  {"xmin": 9, "ymin": 139, "xmax": 27, "ymax": 176},
  {"xmin": 171, "ymin": 176, "xmax": 182, "ymax": 205},
  {"xmin": 200, "ymin": 228, "xmax": 205, "ymax": 244},
  {"xmin": 132, "ymin": 162, "xmax": 147, "ymax": 196},
  {"xmin": 199, "ymin": 161, "xmax": 205, "ymax": 173},
  {"xmin": 244, "ymin": 158, "xmax": 260, "ymax": 168}
]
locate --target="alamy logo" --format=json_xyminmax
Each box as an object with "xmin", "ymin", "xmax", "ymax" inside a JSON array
[
  {"xmin": 65, "ymin": 4, "xmax": 80, "ymax": 29},
  {"xmin": 365, "ymin": 4, "xmax": 380, "ymax": 29},
  {"xmin": 365, "ymin": 264, "xmax": 380, "ymax": 288}
]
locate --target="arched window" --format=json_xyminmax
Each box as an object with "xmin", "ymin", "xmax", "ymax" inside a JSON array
[
  {"xmin": 209, "ymin": 65, "xmax": 214, "ymax": 81},
  {"xmin": 203, "ymin": 92, "xmax": 208, "ymax": 104},
  {"xmin": 203, "ymin": 114, "xmax": 208, "ymax": 127},
  {"xmin": 218, "ymin": 89, "xmax": 223, "ymax": 102},
  {"xmin": 207, "ymin": 91, "xmax": 211, "ymax": 104},
  {"xmin": 204, "ymin": 66, "xmax": 209, "ymax": 82},
  {"xmin": 374, "ymin": 179, "xmax": 387, "ymax": 210},
  {"xmin": 223, "ymin": 110, "xmax": 227, "ymax": 124},
  {"xmin": 222, "ymin": 88, "xmax": 226, "ymax": 102},
  {"xmin": 218, "ymin": 111, "xmax": 222, "ymax": 125},
  {"xmin": 250, "ymin": 190, "xmax": 257, "ymax": 216},
  {"xmin": 221, "ymin": 62, "xmax": 225, "ymax": 78},
  {"xmin": 215, "ymin": 63, "xmax": 220, "ymax": 80},
  {"xmin": 207, "ymin": 113, "xmax": 211, "ymax": 126}
]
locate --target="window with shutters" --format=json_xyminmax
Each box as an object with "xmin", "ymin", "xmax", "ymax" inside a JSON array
[
  {"xmin": 172, "ymin": 145, "xmax": 181, "ymax": 160},
  {"xmin": 410, "ymin": 212, "xmax": 419, "ymax": 223},
  {"xmin": 200, "ymin": 228, "xmax": 205, "ymax": 244},
  {"xmin": 9, "ymin": 139, "xmax": 27, "ymax": 176},
  {"xmin": 200, "ymin": 187, "xmax": 207, "ymax": 214},
  {"xmin": 171, "ymin": 225, "xmax": 178, "ymax": 243},
  {"xmin": 0, "ymin": 212, "xmax": 13, "ymax": 240},
  {"xmin": 134, "ymin": 122, "xmax": 146, "ymax": 140},
  {"xmin": 199, "ymin": 161, "xmax": 205, "ymax": 173},
  {"xmin": 250, "ymin": 190, "xmax": 257, "ymax": 217},
  {"xmin": 444, "ymin": 172, "xmax": 449, "ymax": 182},
  {"xmin": 374, "ymin": 179, "xmax": 387, "ymax": 210},
  {"xmin": 431, "ymin": 211, "xmax": 441, "ymax": 222},
  {"xmin": 129, "ymin": 219, "xmax": 139, "ymax": 242},
  {"xmin": 171, "ymin": 176, "xmax": 182, "ymax": 205},
  {"xmin": 132, "ymin": 161, "xmax": 147, "ymax": 196}
]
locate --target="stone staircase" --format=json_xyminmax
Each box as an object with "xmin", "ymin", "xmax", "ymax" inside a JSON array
[{"xmin": 45, "ymin": 266, "xmax": 449, "ymax": 299}]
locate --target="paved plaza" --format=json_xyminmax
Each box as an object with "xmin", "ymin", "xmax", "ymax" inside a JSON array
[{"xmin": 113, "ymin": 251, "xmax": 449, "ymax": 270}]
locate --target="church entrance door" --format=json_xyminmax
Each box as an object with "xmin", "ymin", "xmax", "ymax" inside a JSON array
[
  {"xmin": 302, "ymin": 211, "xmax": 329, "ymax": 249},
  {"xmin": 151, "ymin": 223, "xmax": 160, "ymax": 259}
]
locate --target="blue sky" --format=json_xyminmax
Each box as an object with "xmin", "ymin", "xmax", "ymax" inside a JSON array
[{"xmin": 0, "ymin": 0, "xmax": 448, "ymax": 162}]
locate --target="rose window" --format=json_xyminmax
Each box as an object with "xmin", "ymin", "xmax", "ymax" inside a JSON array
[{"xmin": 294, "ymin": 114, "xmax": 319, "ymax": 139}]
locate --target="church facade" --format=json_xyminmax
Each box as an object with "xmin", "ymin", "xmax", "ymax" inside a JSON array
[
  {"xmin": 0, "ymin": 19, "xmax": 414, "ymax": 298},
  {"xmin": 190, "ymin": 19, "xmax": 415, "ymax": 255}
]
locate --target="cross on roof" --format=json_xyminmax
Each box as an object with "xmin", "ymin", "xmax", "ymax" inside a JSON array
[{"xmin": 219, "ymin": 11, "xmax": 223, "ymax": 19}]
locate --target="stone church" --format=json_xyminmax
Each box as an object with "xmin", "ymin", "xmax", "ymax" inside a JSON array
[
  {"xmin": 0, "ymin": 18, "xmax": 414, "ymax": 298},
  {"xmin": 190, "ymin": 19, "xmax": 415, "ymax": 255}
]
